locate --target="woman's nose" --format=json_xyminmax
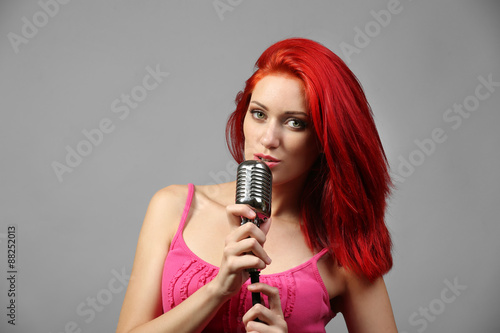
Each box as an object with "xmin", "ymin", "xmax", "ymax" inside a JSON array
[{"xmin": 260, "ymin": 122, "xmax": 280, "ymax": 149}]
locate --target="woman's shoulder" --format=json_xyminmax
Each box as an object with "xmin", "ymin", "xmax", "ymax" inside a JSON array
[
  {"xmin": 324, "ymin": 257, "xmax": 391, "ymax": 314},
  {"xmin": 141, "ymin": 184, "xmax": 193, "ymax": 236},
  {"xmin": 191, "ymin": 181, "xmax": 236, "ymax": 209},
  {"xmin": 148, "ymin": 182, "xmax": 235, "ymax": 218},
  {"xmin": 150, "ymin": 184, "xmax": 190, "ymax": 211},
  {"xmin": 332, "ymin": 268, "xmax": 396, "ymax": 329},
  {"xmin": 318, "ymin": 252, "xmax": 384, "ymax": 304}
]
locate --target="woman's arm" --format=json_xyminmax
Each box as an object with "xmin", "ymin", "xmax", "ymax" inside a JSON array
[
  {"xmin": 116, "ymin": 186, "xmax": 272, "ymax": 333},
  {"xmin": 116, "ymin": 185, "xmax": 218, "ymax": 333},
  {"xmin": 338, "ymin": 273, "xmax": 398, "ymax": 333}
]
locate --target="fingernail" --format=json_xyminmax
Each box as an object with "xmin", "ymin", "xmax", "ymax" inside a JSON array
[{"xmin": 266, "ymin": 256, "xmax": 272, "ymax": 265}]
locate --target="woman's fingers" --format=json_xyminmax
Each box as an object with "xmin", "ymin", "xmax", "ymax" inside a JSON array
[
  {"xmin": 243, "ymin": 307, "xmax": 288, "ymax": 332},
  {"xmin": 248, "ymin": 283, "xmax": 283, "ymax": 313},
  {"xmin": 226, "ymin": 204, "xmax": 272, "ymax": 235},
  {"xmin": 226, "ymin": 204, "xmax": 256, "ymax": 227},
  {"xmin": 225, "ymin": 221, "xmax": 266, "ymax": 245},
  {"xmin": 258, "ymin": 216, "xmax": 272, "ymax": 236},
  {"xmin": 243, "ymin": 283, "xmax": 287, "ymax": 332},
  {"xmin": 225, "ymin": 205, "xmax": 270, "ymax": 250},
  {"xmin": 224, "ymin": 233, "xmax": 272, "ymax": 268},
  {"xmin": 213, "ymin": 204, "xmax": 273, "ymax": 299}
]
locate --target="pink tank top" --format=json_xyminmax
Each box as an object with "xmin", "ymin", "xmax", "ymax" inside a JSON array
[{"xmin": 161, "ymin": 184, "xmax": 335, "ymax": 332}]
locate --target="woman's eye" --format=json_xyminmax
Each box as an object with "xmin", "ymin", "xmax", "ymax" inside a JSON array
[
  {"xmin": 287, "ymin": 119, "xmax": 306, "ymax": 129},
  {"xmin": 251, "ymin": 110, "xmax": 265, "ymax": 120}
]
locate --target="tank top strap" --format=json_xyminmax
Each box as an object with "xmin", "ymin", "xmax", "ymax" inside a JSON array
[
  {"xmin": 170, "ymin": 183, "xmax": 195, "ymax": 250},
  {"xmin": 312, "ymin": 248, "xmax": 329, "ymax": 263},
  {"xmin": 305, "ymin": 248, "xmax": 330, "ymax": 305}
]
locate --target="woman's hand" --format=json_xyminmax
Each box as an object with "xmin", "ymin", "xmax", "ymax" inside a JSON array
[
  {"xmin": 242, "ymin": 283, "xmax": 288, "ymax": 333},
  {"xmin": 210, "ymin": 204, "xmax": 272, "ymax": 300}
]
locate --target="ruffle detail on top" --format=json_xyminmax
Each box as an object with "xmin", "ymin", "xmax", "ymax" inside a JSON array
[
  {"xmin": 161, "ymin": 184, "xmax": 335, "ymax": 332},
  {"xmin": 167, "ymin": 258, "xmax": 196, "ymax": 309}
]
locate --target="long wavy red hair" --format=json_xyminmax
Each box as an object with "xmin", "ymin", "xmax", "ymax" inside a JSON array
[{"xmin": 226, "ymin": 38, "xmax": 393, "ymax": 281}]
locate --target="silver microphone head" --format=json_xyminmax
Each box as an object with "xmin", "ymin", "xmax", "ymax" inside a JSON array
[{"xmin": 235, "ymin": 160, "xmax": 272, "ymax": 227}]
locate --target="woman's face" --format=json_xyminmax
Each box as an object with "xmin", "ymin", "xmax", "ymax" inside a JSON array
[{"xmin": 243, "ymin": 74, "xmax": 320, "ymax": 186}]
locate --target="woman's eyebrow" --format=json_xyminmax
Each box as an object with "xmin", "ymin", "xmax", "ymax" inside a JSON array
[
  {"xmin": 250, "ymin": 100, "xmax": 308, "ymax": 117},
  {"xmin": 249, "ymin": 100, "xmax": 268, "ymax": 110},
  {"xmin": 284, "ymin": 111, "xmax": 309, "ymax": 117}
]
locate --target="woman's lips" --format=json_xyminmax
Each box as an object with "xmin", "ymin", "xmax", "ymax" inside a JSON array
[{"xmin": 254, "ymin": 154, "xmax": 280, "ymax": 168}]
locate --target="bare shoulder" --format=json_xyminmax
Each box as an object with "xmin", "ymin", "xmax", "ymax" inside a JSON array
[
  {"xmin": 334, "ymin": 268, "xmax": 397, "ymax": 332},
  {"xmin": 339, "ymin": 267, "xmax": 389, "ymax": 297},
  {"xmin": 191, "ymin": 181, "xmax": 236, "ymax": 209},
  {"xmin": 143, "ymin": 184, "xmax": 191, "ymax": 242},
  {"xmin": 147, "ymin": 182, "xmax": 235, "ymax": 236},
  {"xmin": 322, "ymin": 258, "xmax": 387, "ymax": 294},
  {"xmin": 151, "ymin": 184, "xmax": 190, "ymax": 208}
]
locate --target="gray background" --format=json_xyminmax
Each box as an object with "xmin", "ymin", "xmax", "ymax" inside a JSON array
[{"xmin": 1, "ymin": 1, "xmax": 499, "ymax": 332}]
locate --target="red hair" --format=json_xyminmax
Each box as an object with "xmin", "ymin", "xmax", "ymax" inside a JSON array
[{"xmin": 226, "ymin": 38, "xmax": 393, "ymax": 281}]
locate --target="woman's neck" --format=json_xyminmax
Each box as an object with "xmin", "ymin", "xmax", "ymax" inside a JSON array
[{"xmin": 270, "ymin": 178, "xmax": 308, "ymax": 221}]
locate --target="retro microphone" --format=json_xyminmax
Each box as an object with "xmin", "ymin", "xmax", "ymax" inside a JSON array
[{"xmin": 235, "ymin": 160, "xmax": 272, "ymax": 306}]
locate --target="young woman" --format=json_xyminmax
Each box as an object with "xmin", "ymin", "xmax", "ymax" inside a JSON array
[{"xmin": 117, "ymin": 38, "xmax": 397, "ymax": 333}]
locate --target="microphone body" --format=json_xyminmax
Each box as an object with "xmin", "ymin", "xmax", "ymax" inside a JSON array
[{"xmin": 235, "ymin": 160, "xmax": 272, "ymax": 306}]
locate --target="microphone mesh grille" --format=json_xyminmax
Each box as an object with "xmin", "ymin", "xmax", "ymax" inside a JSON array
[{"xmin": 235, "ymin": 161, "xmax": 272, "ymax": 216}]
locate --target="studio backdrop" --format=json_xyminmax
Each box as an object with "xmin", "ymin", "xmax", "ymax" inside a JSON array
[{"xmin": 1, "ymin": 1, "xmax": 499, "ymax": 332}]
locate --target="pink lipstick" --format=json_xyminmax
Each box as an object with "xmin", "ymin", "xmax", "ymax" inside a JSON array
[{"xmin": 254, "ymin": 154, "xmax": 280, "ymax": 168}]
